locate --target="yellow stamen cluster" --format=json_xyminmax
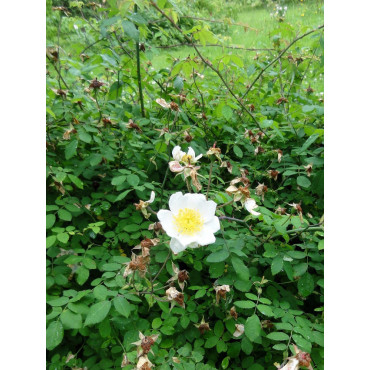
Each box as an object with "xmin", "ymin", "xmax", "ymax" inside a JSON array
[
  {"xmin": 181, "ymin": 154, "xmax": 192, "ymax": 164},
  {"xmin": 173, "ymin": 208, "xmax": 203, "ymax": 235}
]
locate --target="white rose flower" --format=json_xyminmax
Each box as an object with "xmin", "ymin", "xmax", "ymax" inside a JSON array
[
  {"xmin": 172, "ymin": 145, "xmax": 202, "ymax": 165},
  {"xmin": 245, "ymin": 198, "xmax": 261, "ymax": 216},
  {"xmin": 157, "ymin": 192, "xmax": 220, "ymax": 254}
]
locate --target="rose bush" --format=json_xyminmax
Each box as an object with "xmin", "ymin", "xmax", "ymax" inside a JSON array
[{"xmin": 46, "ymin": 0, "xmax": 324, "ymax": 369}]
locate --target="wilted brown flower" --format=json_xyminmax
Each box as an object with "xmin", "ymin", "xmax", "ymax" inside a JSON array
[
  {"xmin": 123, "ymin": 254, "xmax": 150, "ymax": 278},
  {"xmin": 275, "ymin": 206, "xmax": 287, "ymax": 215},
  {"xmin": 276, "ymin": 97, "xmax": 288, "ymax": 105},
  {"xmin": 80, "ymin": 53, "xmax": 89, "ymax": 62},
  {"xmin": 102, "ymin": 117, "xmax": 112, "ymax": 126},
  {"xmin": 194, "ymin": 317, "xmax": 210, "ymax": 334},
  {"xmin": 166, "ymin": 287, "xmax": 185, "ymax": 308},
  {"xmin": 89, "ymin": 78, "xmax": 104, "ymax": 89},
  {"xmin": 230, "ymin": 306, "xmax": 238, "ymax": 319},
  {"xmin": 134, "ymin": 191, "xmax": 155, "ymax": 219},
  {"xmin": 268, "ymin": 170, "xmax": 280, "ymax": 181},
  {"xmin": 274, "ymin": 344, "xmax": 313, "ymax": 370},
  {"xmin": 233, "ymin": 324, "xmax": 245, "ymax": 337},
  {"xmin": 133, "ymin": 238, "xmax": 160, "ymax": 257},
  {"xmin": 170, "ymin": 101, "xmax": 180, "ymax": 111},
  {"xmin": 289, "ymin": 202, "xmax": 303, "ymax": 222},
  {"xmin": 304, "ymin": 163, "xmax": 313, "ymax": 177},
  {"xmin": 214, "ymin": 285, "xmax": 230, "ymax": 304},
  {"xmin": 261, "ymin": 320, "xmax": 274, "ymax": 330},
  {"xmin": 254, "ymin": 146, "xmax": 265, "ymax": 155},
  {"xmin": 132, "ymin": 332, "xmax": 159, "ymax": 357},
  {"xmin": 179, "ymin": 94, "xmax": 186, "ymax": 103},
  {"xmin": 249, "ymin": 104, "xmax": 255, "ymax": 112},
  {"xmin": 126, "ymin": 119, "xmax": 142, "ymax": 133},
  {"xmin": 167, "ymin": 262, "xmax": 189, "ymax": 291},
  {"xmin": 220, "ymin": 161, "xmax": 233, "ymax": 173},
  {"xmin": 156, "ymin": 98, "xmax": 171, "ymax": 109},
  {"xmin": 148, "ymin": 222, "xmax": 163, "ymax": 235},
  {"xmin": 52, "ymin": 6, "xmax": 71, "ymax": 15},
  {"xmin": 276, "ymin": 149, "xmax": 283, "ymax": 163},
  {"xmin": 255, "ymin": 183, "xmax": 268, "ymax": 201},
  {"xmin": 206, "ymin": 143, "xmax": 222, "ymax": 161}
]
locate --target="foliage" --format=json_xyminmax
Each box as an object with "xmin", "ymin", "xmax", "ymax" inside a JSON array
[{"xmin": 46, "ymin": 0, "xmax": 324, "ymax": 369}]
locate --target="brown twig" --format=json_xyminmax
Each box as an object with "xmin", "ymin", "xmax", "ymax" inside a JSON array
[{"xmin": 241, "ymin": 24, "xmax": 324, "ymax": 100}]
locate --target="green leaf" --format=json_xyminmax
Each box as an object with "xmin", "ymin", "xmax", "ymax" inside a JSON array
[
  {"xmin": 152, "ymin": 318, "xmax": 162, "ymax": 329},
  {"xmin": 266, "ymin": 332, "xmax": 290, "ymax": 341},
  {"xmin": 111, "ymin": 175, "xmax": 126, "ymax": 186},
  {"xmin": 68, "ymin": 174, "xmax": 84, "ymax": 189},
  {"xmin": 271, "ymin": 255, "xmax": 284, "ymax": 275},
  {"xmin": 85, "ymin": 301, "xmax": 112, "ymax": 326},
  {"xmin": 115, "ymin": 189, "xmax": 132, "ymax": 202},
  {"xmin": 83, "ymin": 257, "xmax": 96, "ymax": 270},
  {"xmin": 256, "ymin": 304, "xmax": 274, "ymax": 316},
  {"xmin": 127, "ymin": 174, "xmax": 140, "ymax": 187},
  {"xmin": 241, "ymin": 337, "xmax": 253, "ymax": 355},
  {"xmin": 60, "ymin": 309, "xmax": 82, "ymax": 329},
  {"xmin": 57, "ymin": 233, "xmax": 69, "ymax": 244},
  {"xmin": 204, "ymin": 336, "xmax": 218, "ymax": 348},
  {"xmin": 46, "ymin": 321, "xmax": 64, "ymax": 350},
  {"xmin": 214, "ymin": 320, "xmax": 224, "ymax": 337},
  {"xmin": 76, "ymin": 266, "xmax": 89, "ymax": 285},
  {"xmin": 79, "ymin": 131, "xmax": 92, "ymax": 143},
  {"xmin": 122, "ymin": 20, "xmax": 139, "ymax": 41},
  {"xmin": 46, "ymin": 214, "xmax": 56, "ymax": 229},
  {"xmin": 297, "ymin": 176, "xmax": 311, "ymax": 188},
  {"xmin": 222, "ymin": 105, "xmax": 233, "ymax": 120},
  {"xmin": 233, "ymin": 145, "xmax": 243, "ymax": 158},
  {"xmin": 58, "ymin": 209, "xmax": 72, "ymax": 221},
  {"xmin": 245, "ymin": 314, "xmax": 261, "ymax": 342},
  {"xmin": 298, "ymin": 134, "xmax": 319, "ymax": 154},
  {"xmin": 231, "ymin": 256, "xmax": 249, "ymax": 281},
  {"xmin": 173, "ymin": 76, "xmax": 184, "ymax": 92},
  {"xmin": 113, "ymin": 296, "xmax": 131, "ymax": 318},
  {"xmin": 234, "ymin": 300, "xmax": 255, "ymax": 309},
  {"xmin": 46, "ymin": 235, "xmax": 56, "ymax": 249},
  {"xmin": 298, "ymin": 273, "xmax": 315, "ymax": 297},
  {"xmin": 48, "ymin": 296, "xmax": 69, "ymax": 307},
  {"xmin": 65, "ymin": 140, "xmax": 78, "ymax": 160},
  {"xmin": 206, "ymin": 249, "xmax": 229, "ymax": 263},
  {"xmin": 93, "ymin": 285, "xmax": 108, "ymax": 300}
]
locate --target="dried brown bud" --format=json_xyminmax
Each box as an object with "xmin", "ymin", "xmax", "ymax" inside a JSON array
[
  {"xmin": 198, "ymin": 323, "xmax": 210, "ymax": 335},
  {"xmin": 140, "ymin": 238, "xmax": 155, "ymax": 249},
  {"xmin": 276, "ymin": 97, "xmax": 288, "ymax": 105},
  {"xmin": 261, "ymin": 320, "xmax": 274, "ymax": 329},
  {"xmin": 102, "ymin": 117, "xmax": 112, "ymax": 126},
  {"xmin": 141, "ymin": 336, "xmax": 155, "ymax": 355},
  {"xmin": 170, "ymin": 101, "xmax": 180, "ymax": 111},
  {"xmin": 249, "ymin": 104, "xmax": 255, "ymax": 112},
  {"xmin": 297, "ymin": 351, "xmax": 311, "ymax": 367},
  {"xmin": 185, "ymin": 134, "xmax": 193, "ymax": 142},
  {"xmin": 268, "ymin": 169, "xmax": 279, "ymax": 181},
  {"xmin": 127, "ymin": 119, "xmax": 142, "ymax": 133},
  {"xmin": 178, "ymin": 270, "xmax": 189, "ymax": 283},
  {"xmin": 202, "ymin": 112, "xmax": 207, "ymax": 120},
  {"xmin": 230, "ymin": 306, "xmax": 238, "ymax": 319},
  {"xmin": 139, "ymin": 43, "xmax": 146, "ymax": 52},
  {"xmin": 89, "ymin": 78, "xmax": 104, "ymax": 89}
]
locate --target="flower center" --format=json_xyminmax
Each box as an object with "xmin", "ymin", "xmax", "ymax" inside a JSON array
[
  {"xmin": 173, "ymin": 208, "xmax": 204, "ymax": 235},
  {"xmin": 181, "ymin": 154, "xmax": 193, "ymax": 164}
]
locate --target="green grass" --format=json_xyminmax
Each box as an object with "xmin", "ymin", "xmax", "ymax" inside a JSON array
[{"xmin": 150, "ymin": 0, "xmax": 324, "ymax": 73}]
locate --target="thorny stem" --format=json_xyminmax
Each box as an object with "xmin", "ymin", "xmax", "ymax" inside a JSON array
[{"xmin": 94, "ymin": 90, "xmax": 102, "ymax": 122}]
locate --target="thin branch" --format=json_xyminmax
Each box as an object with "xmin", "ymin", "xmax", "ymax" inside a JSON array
[
  {"xmin": 241, "ymin": 24, "xmax": 324, "ymax": 100},
  {"xmin": 149, "ymin": 1, "xmax": 268, "ymax": 136},
  {"xmin": 152, "ymin": 249, "xmax": 171, "ymax": 283},
  {"xmin": 134, "ymin": 5, "xmax": 145, "ymax": 117},
  {"xmin": 46, "ymin": 55, "xmax": 69, "ymax": 89},
  {"xmin": 206, "ymin": 161, "xmax": 213, "ymax": 200},
  {"xmin": 156, "ymin": 43, "xmax": 272, "ymax": 51}
]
